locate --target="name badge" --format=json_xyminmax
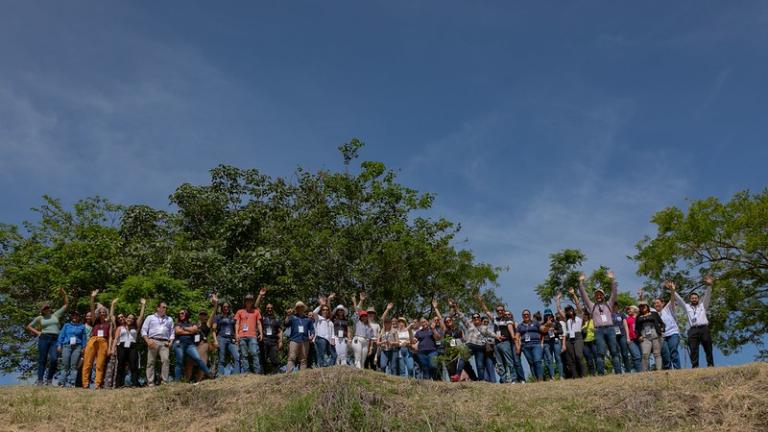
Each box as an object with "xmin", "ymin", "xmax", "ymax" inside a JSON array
[
  {"xmin": 224, "ymin": 328, "xmax": 231, "ymax": 336},
  {"xmin": 495, "ymin": 330, "xmax": 501, "ymax": 337},
  {"xmin": 124, "ymin": 339, "xmax": 131, "ymax": 348},
  {"xmin": 69, "ymin": 336, "xmax": 77, "ymax": 345},
  {"xmin": 644, "ymin": 328, "xmax": 653, "ymax": 336},
  {"xmin": 548, "ymin": 330, "xmax": 555, "ymax": 338},
  {"xmin": 615, "ymin": 327, "xmax": 622, "ymax": 335},
  {"xmin": 338, "ymin": 330, "xmax": 344, "ymax": 338},
  {"xmin": 242, "ymin": 324, "xmax": 249, "ymax": 332},
  {"xmin": 450, "ymin": 339, "xmax": 457, "ymax": 347},
  {"xmin": 194, "ymin": 334, "xmax": 201, "ymax": 343},
  {"xmin": 524, "ymin": 334, "xmax": 531, "ymax": 342},
  {"xmin": 298, "ymin": 325, "xmax": 305, "ymax": 333},
  {"xmin": 600, "ymin": 314, "xmax": 607, "ymax": 323},
  {"xmin": 97, "ymin": 330, "xmax": 104, "ymax": 338},
  {"xmin": 692, "ymin": 317, "xmax": 697, "ymax": 324},
  {"xmin": 266, "ymin": 327, "xmax": 273, "ymax": 336}
]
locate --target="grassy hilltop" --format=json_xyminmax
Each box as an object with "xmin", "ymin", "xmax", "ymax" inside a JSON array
[{"xmin": 1, "ymin": 363, "xmax": 766, "ymax": 432}]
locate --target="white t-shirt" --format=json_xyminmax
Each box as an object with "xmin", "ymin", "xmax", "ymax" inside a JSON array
[{"xmin": 565, "ymin": 317, "xmax": 583, "ymax": 339}]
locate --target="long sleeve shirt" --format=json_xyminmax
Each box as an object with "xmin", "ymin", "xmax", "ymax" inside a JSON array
[
  {"xmin": 140, "ymin": 313, "xmax": 175, "ymax": 341},
  {"xmin": 312, "ymin": 307, "xmax": 335, "ymax": 341},
  {"xmin": 658, "ymin": 301, "xmax": 681, "ymax": 337},
  {"xmin": 56, "ymin": 322, "xmax": 86, "ymax": 347},
  {"xmin": 351, "ymin": 313, "xmax": 375, "ymax": 340},
  {"xmin": 459, "ymin": 313, "xmax": 495, "ymax": 346},
  {"xmin": 578, "ymin": 282, "xmax": 617, "ymax": 328},
  {"xmin": 674, "ymin": 288, "xmax": 711, "ymax": 327}
]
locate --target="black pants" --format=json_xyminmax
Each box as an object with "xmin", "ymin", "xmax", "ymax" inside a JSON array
[
  {"xmin": 116, "ymin": 343, "xmax": 140, "ymax": 387},
  {"xmin": 564, "ymin": 337, "xmax": 586, "ymax": 378},
  {"xmin": 261, "ymin": 341, "xmax": 280, "ymax": 374},
  {"xmin": 688, "ymin": 325, "xmax": 714, "ymax": 368},
  {"xmin": 364, "ymin": 349, "xmax": 378, "ymax": 370}
]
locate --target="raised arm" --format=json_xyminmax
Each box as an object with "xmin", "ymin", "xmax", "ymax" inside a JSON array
[
  {"xmin": 607, "ymin": 270, "xmax": 618, "ymax": 307},
  {"xmin": 206, "ymin": 294, "xmax": 216, "ymax": 328},
  {"xmin": 476, "ymin": 294, "xmax": 494, "ymax": 321},
  {"xmin": 356, "ymin": 292, "xmax": 366, "ymax": 310},
  {"xmin": 136, "ymin": 298, "xmax": 147, "ymax": 331},
  {"xmin": 109, "ymin": 297, "xmax": 119, "ymax": 325},
  {"xmin": 702, "ymin": 275, "xmax": 713, "ymax": 309},
  {"xmin": 90, "ymin": 289, "xmax": 99, "ymax": 319},
  {"xmin": 555, "ymin": 292, "xmax": 564, "ymax": 320},
  {"xmin": 255, "ymin": 287, "xmax": 267, "ymax": 310},
  {"xmin": 432, "ymin": 299, "xmax": 447, "ymax": 332},
  {"xmin": 568, "ymin": 287, "xmax": 582, "ymax": 316},
  {"xmin": 577, "ymin": 274, "xmax": 593, "ymax": 310},
  {"xmin": 381, "ymin": 302, "xmax": 393, "ymax": 322},
  {"xmin": 59, "ymin": 287, "xmax": 69, "ymax": 309}
]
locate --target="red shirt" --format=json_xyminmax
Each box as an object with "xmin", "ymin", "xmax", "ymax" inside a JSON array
[
  {"xmin": 92, "ymin": 322, "xmax": 111, "ymax": 339},
  {"xmin": 626, "ymin": 315, "xmax": 637, "ymax": 340},
  {"xmin": 234, "ymin": 308, "xmax": 261, "ymax": 338}
]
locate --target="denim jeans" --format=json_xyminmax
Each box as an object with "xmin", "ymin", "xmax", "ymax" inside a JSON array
[
  {"xmin": 494, "ymin": 340, "xmax": 516, "ymax": 382},
  {"xmin": 60, "ymin": 344, "xmax": 82, "ymax": 386},
  {"xmin": 662, "ymin": 333, "xmax": 681, "ymax": 370},
  {"xmin": 217, "ymin": 336, "xmax": 240, "ymax": 376},
  {"xmin": 583, "ymin": 341, "xmax": 598, "ymax": 375},
  {"xmin": 416, "ymin": 351, "xmax": 438, "ymax": 380},
  {"xmin": 174, "ymin": 342, "xmax": 210, "ymax": 380},
  {"xmin": 616, "ymin": 334, "xmax": 632, "ymax": 373},
  {"xmin": 628, "ymin": 339, "xmax": 642, "ymax": 372},
  {"xmin": 314, "ymin": 337, "xmax": 332, "ymax": 367},
  {"xmin": 522, "ymin": 344, "xmax": 543, "ymax": 381},
  {"xmin": 380, "ymin": 350, "xmax": 397, "ymax": 375},
  {"xmin": 593, "ymin": 326, "xmax": 622, "ymax": 375},
  {"xmin": 398, "ymin": 347, "xmax": 414, "ymax": 378},
  {"xmin": 512, "ymin": 348, "xmax": 526, "ymax": 382},
  {"xmin": 37, "ymin": 334, "xmax": 59, "ymax": 383},
  {"xmin": 239, "ymin": 337, "xmax": 262, "ymax": 374},
  {"xmin": 542, "ymin": 339, "xmax": 563, "ymax": 380},
  {"xmin": 467, "ymin": 344, "xmax": 488, "ymax": 381}
]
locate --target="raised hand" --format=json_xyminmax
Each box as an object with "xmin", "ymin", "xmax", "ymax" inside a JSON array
[
  {"xmin": 567, "ymin": 286, "xmax": 576, "ymax": 296},
  {"xmin": 58, "ymin": 287, "xmax": 66, "ymax": 296},
  {"xmin": 111, "ymin": 297, "xmax": 119, "ymax": 306},
  {"xmin": 607, "ymin": 270, "xmax": 615, "ymax": 280},
  {"xmin": 140, "ymin": 298, "xmax": 147, "ymax": 306},
  {"xmin": 259, "ymin": 287, "xmax": 267, "ymax": 297},
  {"xmin": 359, "ymin": 292, "xmax": 367, "ymax": 302},
  {"xmin": 328, "ymin": 292, "xmax": 336, "ymax": 301},
  {"xmin": 91, "ymin": 289, "xmax": 99, "ymax": 298},
  {"xmin": 703, "ymin": 274, "xmax": 714, "ymax": 286},
  {"xmin": 578, "ymin": 273, "xmax": 586, "ymax": 283},
  {"xmin": 663, "ymin": 280, "xmax": 676, "ymax": 291},
  {"xmin": 556, "ymin": 292, "xmax": 562, "ymax": 301},
  {"xmin": 386, "ymin": 302, "xmax": 394, "ymax": 311}
]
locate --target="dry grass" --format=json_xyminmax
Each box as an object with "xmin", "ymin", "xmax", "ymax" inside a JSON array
[{"xmin": 0, "ymin": 363, "xmax": 766, "ymax": 432}]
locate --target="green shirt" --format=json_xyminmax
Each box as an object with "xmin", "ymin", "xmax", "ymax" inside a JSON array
[{"xmin": 29, "ymin": 306, "xmax": 67, "ymax": 335}]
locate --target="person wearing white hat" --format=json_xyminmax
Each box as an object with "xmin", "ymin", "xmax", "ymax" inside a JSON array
[
  {"xmin": 284, "ymin": 301, "xmax": 314, "ymax": 372},
  {"xmin": 577, "ymin": 271, "xmax": 622, "ymax": 375},
  {"xmin": 332, "ymin": 304, "xmax": 350, "ymax": 365}
]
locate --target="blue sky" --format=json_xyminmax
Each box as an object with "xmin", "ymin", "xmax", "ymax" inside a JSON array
[{"xmin": 1, "ymin": 1, "xmax": 767, "ymax": 381}]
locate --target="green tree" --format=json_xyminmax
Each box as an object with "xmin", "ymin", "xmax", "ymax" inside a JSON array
[{"xmin": 633, "ymin": 189, "xmax": 768, "ymax": 359}]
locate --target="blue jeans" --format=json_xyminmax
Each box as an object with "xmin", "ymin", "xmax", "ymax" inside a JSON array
[
  {"xmin": 174, "ymin": 342, "xmax": 210, "ymax": 380},
  {"xmin": 468, "ymin": 344, "xmax": 488, "ymax": 381},
  {"xmin": 416, "ymin": 351, "xmax": 438, "ymax": 380},
  {"xmin": 398, "ymin": 347, "xmax": 414, "ymax": 378},
  {"xmin": 512, "ymin": 348, "xmax": 526, "ymax": 382},
  {"xmin": 616, "ymin": 334, "xmax": 632, "ymax": 373},
  {"xmin": 593, "ymin": 326, "xmax": 622, "ymax": 375},
  {"xmin": 542, "ymin": 339, "xmax": 563, "ymax": 380},
  {"xmin": 217, "ymin": 336, "xmax": 239, "ymax": 375},
  {"xmin": 583, "ymin": 341, "xmax": 598, "ymax": 375},
  {"xmin": 628, "ymin": 339, "xmax": 642, "ymax": 372},
  {"xmin": 381, "ymin": 350, "xmax": 397, "ymax": 375},
  {"xmin": 37, "ymin": 334, "xmax": 58, "ymax": 383},
  {"xmin": 522, "ymin": 344, "xmax": 543, "ymax": 381},
  {"xmin": 239, "ymin": 337, "xmax": 262, "ymax": 374},
  {"xmin": 494, "ymin": 340, "xmax": 516, "ymax": 383},
  {"xmin": 662, "ymin": 334, "xmax": 681, "ymax": 370},
  {"xmin": 314, "ymin": 337, "xmax": 332, "ymax": 368},
  {"xmin": 60, "ymin": 344, "xmax": 82, "ymax": 386}
]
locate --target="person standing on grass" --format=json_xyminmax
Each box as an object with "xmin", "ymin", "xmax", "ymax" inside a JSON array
[
  {"xmin": 312, "ymin": 294, "xmax": 336, "ymax": 368},
  {"xmin": 82, "ymin": 290, "xmax": 113, "ymax": 389},
  {"xmin": 624, "ymin": 305, "xmax": 642, "ymax": 373},
  {"xmin": 541, "ymin": 308, "xmax": 565, "ymax": 380},
  {"xmin": 235, "ymin": 293, "xmax": 263, "ymax": 374},
  {"xmin": 577, "ymin": 271, "xmax": 623, "ymax": 375},
  {"xmin": 635, "ymin": 301, "xmax": 665, "ymax": 371},
  {"xmin": 141, "ymin": 301, "xmax": 174, "ymax": 386},
  {"xmin": 350, "ymin": 293, "xmax": 375, "ymax": 370},
  {"xmin": 477, "ymin": 298, "xmax": 517, "ymax": 383},
  {"xmin": 395, "ymin": 317, "xmax": 416, "ymax": 377},
  {"xmin": 184, "ymin": 305, "xmax": 215, "ymax": 382},
  {"xmin": 672, "ymin": 275, "xmax": 716, "ymax": 368},
  {"xmin": 257, "ymin": 288, "xmax": 284, "ymax": 374},
  {"xmin": 581, "ymin": 310, "xmax": 598, "ymax": 376},
  {"xmin": 284, "ymin": 301, "xmax": 314, "ymax": 372},
  {"xmin": 75, "ymin": 310, "xmax": 94, "ymax": 388},
  {"xmin": 413, "ymin": 315, "xmax": 443, "ymax": 380},
  {"xmin": 26, "ymin": 287, "xmax": 68, "ymax": 386},
  {"xmin": 379, "ymin": 316, "xmax": 399, "ymax": 375},
  {"xmin": 211, "ymin": 295, "xmax": 240, "ymax": 376},
  {"xmin": 173, "ymin": 309, "xmax": 213, "ymax": 381},
  {"xmin": 556, "ymin": 290, "xmax": 585, "ymax": 379},
  {"xmin": 332, "ymin": 304, "xmax": 351, "ymax": 366},
  {"xmin": 517, "ymin": 309, "xmax": 545, "ymax": 381},
  {"xmin": 110, "ymin": 299, "xmax": 146, "ymax": 387},
  {"xmin": 56, "ymin": 309, "xmax": 85, "ymax": 387},
  {"xmin": 611, "ymin": 304, "xmax": 633, "ymax": 373},
  {"xmin": 506, "ymin": 311, "xmax": 526, "ymax": 383},
  {"xmin": 451, "ymin": 299, "xmax": 497, "ymax": 382},
  {"xmin": 639, "ymin": 282, "xmax": 682, "ymax": 370}
]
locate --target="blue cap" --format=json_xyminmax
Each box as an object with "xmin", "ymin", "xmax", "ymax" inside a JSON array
[{"xmin": 543, "ymin": 308, "xmax": 554, "ymax": 316}]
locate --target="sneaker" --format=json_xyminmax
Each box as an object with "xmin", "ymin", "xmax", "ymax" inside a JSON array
[
  {"xmin": 44, "ymin": 380, "xmax": 52, "ymax": 386},
  {"xmin": 35, "ymin": 380, "xmax": 44, "ymax": 386},
  {"xmin": 57, "ymin": 382, "xmax": 65, "ymax": 388}
]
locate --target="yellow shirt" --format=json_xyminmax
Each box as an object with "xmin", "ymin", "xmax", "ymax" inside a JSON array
[{"xmin": 582, "ymin": 319, "xmax": 595, "ymax": 342}]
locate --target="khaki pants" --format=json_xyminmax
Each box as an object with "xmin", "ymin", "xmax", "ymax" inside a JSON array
[
  {"xmin": 184, "ymin": 342, "xmax": 209, "ymax": 381},
  {"xmin": 641, "ymin": 336, "xmax": 662, "ymax": 372},
  {"xmin": 286, "ymin": 341, "xmax": 309, "ymax": 372},
  {"xmin": 81, "ymin": 337, "xmax": 108, "ymax": 389},
  {"xmin": 146, "ymin": 340, "xmax": 170, "ymax": 384}
]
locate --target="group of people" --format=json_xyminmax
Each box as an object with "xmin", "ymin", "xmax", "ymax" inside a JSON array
[{"xmin": 26, "ymin": 271, "xmax": 716, "ymax": 388}]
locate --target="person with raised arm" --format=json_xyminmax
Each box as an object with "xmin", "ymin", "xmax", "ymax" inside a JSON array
[
  {"xmin": 350, "ymin": 292, "xmax": 375, "ymax": 369},
  {"xmin": 56, "ymin": 309, "xmax": 84, "ymax": 387},
  {"xmin": 184, "ymin": 298, "xmax": 216, "ymax": 382},
  {"xmin": 671, "ymin": 275, "xmax": 715, "ymax": 368},
  {"xmin": 312, "ymin": 293, "xmax": 336, "ymax": 368},
  {"xmin": 516, "ymin": 309, "xmax": 545, "ymax": 381},
  {"xmin": 377, "ymin": 303, "xmax": 395, "ymax": 372},
  {"xmin": 140, "ymin": 300, "xmax": 174, "ymax": 386},
  {"xmin": 639, "ymin": 282, "xmax": 682, "ymax": 370},
  {"xmin": 81, "ymin": 290, "xmax": 112, "ymax": 389},
  {"xmin": 284, "ymin": 301, "xmax": 314, "ymax": 372},
  {"xmin": 259, "ymin": 288, "xmax": 284, "ymax": 374},
  {"xmin": 110, "ymin": 298, "xmax": 146, "ymax": 387},
  {"xmin": 541, "ymin": 307, "xmax": 565, "ymax": 380},
  {"xmin": 477, "ymin": 296, "xmax": 516, "ymax": 383},
  {"xmin": 235, "ymin": 293, "xmax": 263, "ymax": 374},
  {"xmin": 625, "ymin": 301, "xmax": 642, "ymax": 373},
  {"xmin": 413, "ymin": 311, "xmax": 443, "ymax": 380},
  {"xmin": 27, "ymin": 286, "xmax": 69, "ymax": 386},
  {"xmin": 556, "ymin": 289, "xmax": 585, "ymax": 378},
  {"xmin": 577, "ymin": 271, "xmax": 623, "ymax": 375},
  {"xmin": 173, "ymin": 308, "xmax": 213, "ymax": 381},
  {"xmin": 635, "ymin": 301, "xmax": 665, "ymax": 371},
  {"xmin": 451, "ymin": 299, "xmax": 496, "ymax": 382},
  {"xmin": 332, "ymin": 303, "xmax": 351, "ymax": 366}
]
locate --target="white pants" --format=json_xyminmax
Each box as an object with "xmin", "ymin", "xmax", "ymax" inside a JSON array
[
  {"xmin": 334, "ymin": 337, "xmax": 348, "ymax": 365},
  {"xmin": 351, "ymin": 337, "xmax": 369, "ymax": 369}
]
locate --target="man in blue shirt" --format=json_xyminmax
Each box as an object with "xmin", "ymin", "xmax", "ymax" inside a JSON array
[{"xmin": 284, "ymin": 301, "xmax": 314, "ymax": 372}]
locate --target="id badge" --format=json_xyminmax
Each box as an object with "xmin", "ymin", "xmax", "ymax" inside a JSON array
[
  {"xmin": 692, "ymin": 317, "xmax": 697, "ymax": 325},
  {"xmin": 615, "ymin": 327, "xmax": 622, "ymax": 335},
  {"xmin": 266, "ymin": 327, "xmax": 273, "ymax": 336},
  {"xmin": 450, "ymin": 339, "xmax": 457, "ymax": 347},
  {"xmin": 645, "ymin": 328, "xmax": 653, "ymax": 337},
  {"xmin": 123, "ymin": 339, "xmax": 131, "ymax": 348},
  {"xmin": 600, "ymin": 313, "xmax": 607, "ymax": 323},
  {"xmin": 69, "ymin": 336, "xmax": 77, "ymax": 345},
  {"xmin": 97, "ymin": 330, "xmax": 104, "ymax": 338},
  {"xmin": 495, "ymin": 330, "xmax": 501, "ymax": 337},
  {"xmin": 194, "ymin": 334, "xmax": 201, "ymax": 343},
  {"xmin": 548, "ymin": 330, "xmax": 555, "ymax": 338},
  {"xmin": 338, "ymin": 330, "xmax": 344, "ymax": 338},
  {"xmin": 224, "ymin": 328, "xmax": 231, "ymax": 336},
  {"xmin": 298, "ymin": 325, "xmax": 305, "ymax": 333},
  {"xmin": 524, "ymin": 334, "xmax": 531, "ymax": 342},
  {"xmin": 242, "ymin": 324, "xmax": 249, "ymax": 332}
]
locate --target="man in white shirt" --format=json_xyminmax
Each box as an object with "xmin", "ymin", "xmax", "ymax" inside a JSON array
[
  {"xmin": 671, "ymin": 275, "xmax": 715, "ymax": 368},
  {"xmin": 140, "ymin": 301, "xmax": 174, "ymax": 385},
  {"xmin": 653, "ymin": 281, "xmax": 682, "ymax": 370}
]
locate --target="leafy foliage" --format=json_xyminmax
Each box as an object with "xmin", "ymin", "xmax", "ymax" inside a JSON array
[
  {"xmin": 0, "ymin": 140, "xmax": 500, "ymax": 375},
  {"xmin": 633, "ymin": 189, "xmax": 768, "ymax": 356}
]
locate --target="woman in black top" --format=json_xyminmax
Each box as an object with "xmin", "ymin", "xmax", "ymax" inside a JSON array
[{"xmin": 635, "ymin": 302, "xmax": 665, "ymax": 372}]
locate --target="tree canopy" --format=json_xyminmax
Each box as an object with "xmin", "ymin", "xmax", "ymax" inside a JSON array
[
  {"xmin": 0, "ymin": 140, "xmax": 501, "ymax": 375},
  {"xmin": 633, "ymin": 189, "xmax": 768, "ymax": 359}
]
